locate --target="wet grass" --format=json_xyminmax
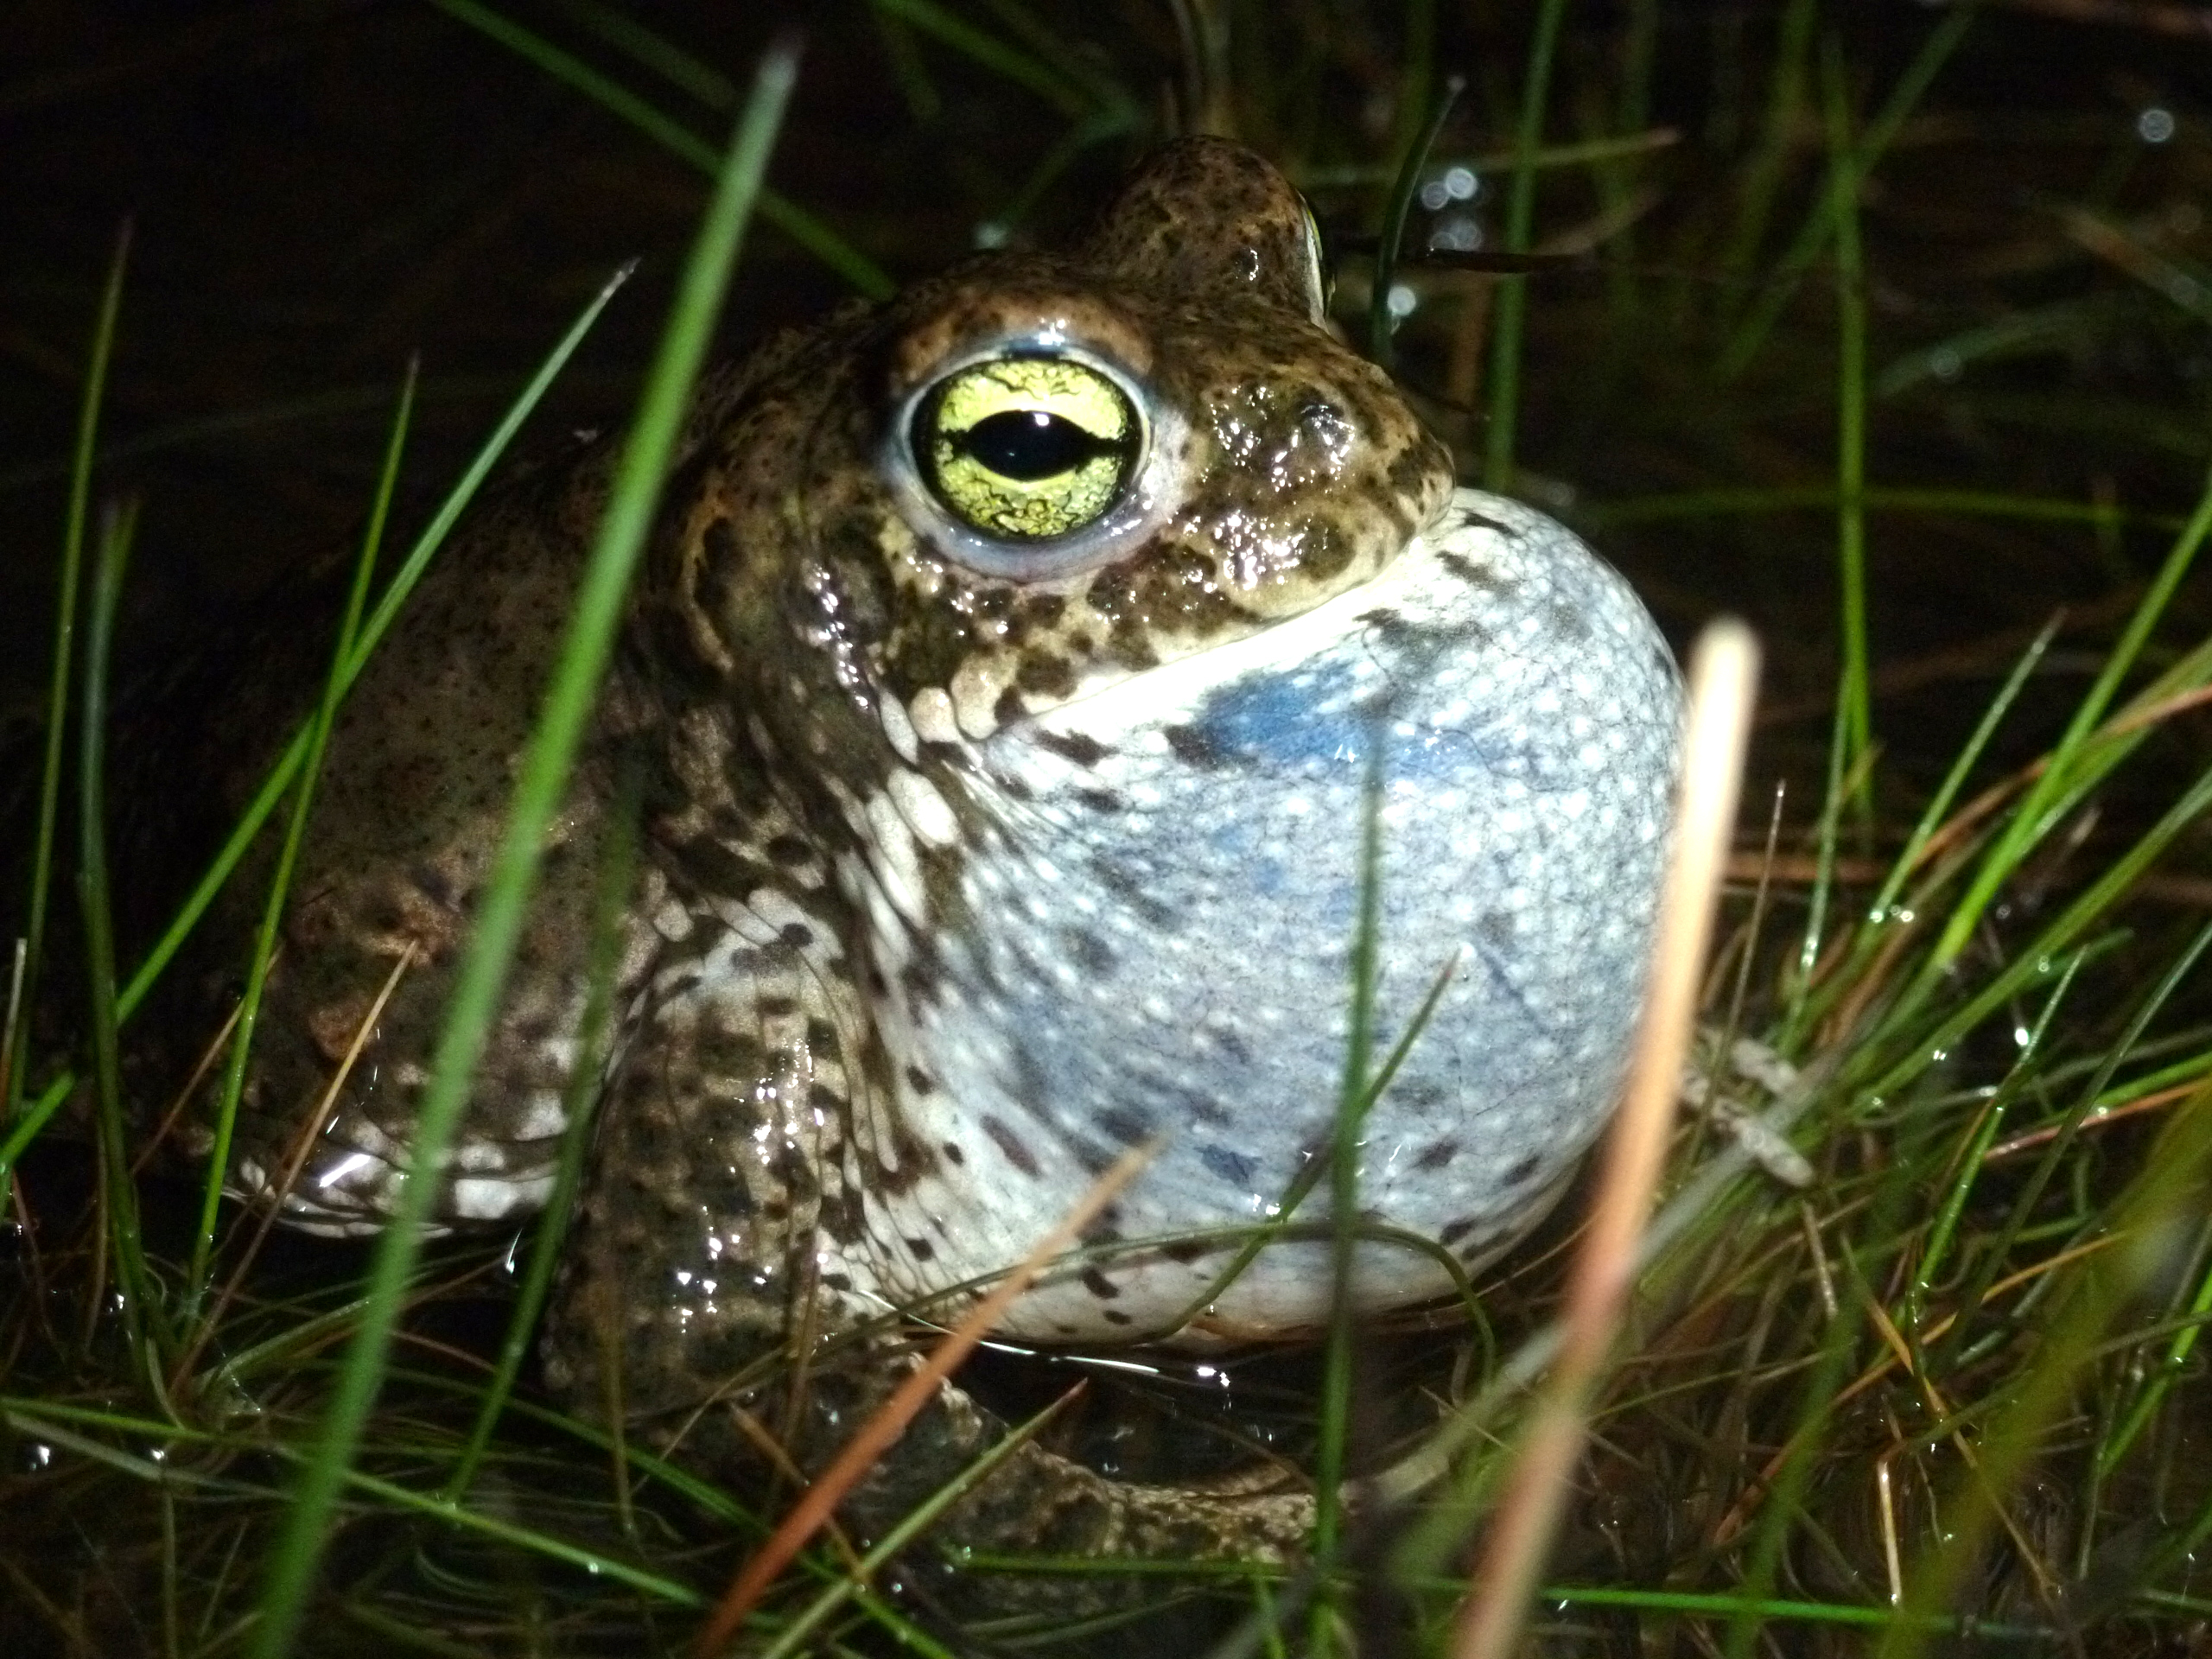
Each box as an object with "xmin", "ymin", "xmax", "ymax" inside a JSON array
[{"xmin": 6, "ymin": 2, "xmax": 2212, "ymax": 1655}]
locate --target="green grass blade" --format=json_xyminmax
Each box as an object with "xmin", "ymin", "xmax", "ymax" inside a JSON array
[
  {"xmin": 553, "ymin": 0, "xmax": 739, "ymax": 110},
  {"xmin": 1366, "ymin": 75, "xmax": 1460, "ymax": 369},
  {"xmin": 441, "ymin": 785, "xmax": 636, "ymax": 1503},
  {"xmin": 870, "ymin": 0, "xmax": 1097, "ymax": 120},
  {"xmin": 6, "ymin": 219, "xmax": 129, "ymax": 1122},
  {"xmin": 1932, "ymin": 919, "xmax": 2212, "ymax": 1374},
  {"xmin": 1161, "ymin": 944, "xmax": 1465, "ymax": 1330},
  {"xmin": 1918, "ymin": 469, "xmax": 2212, "ymax": 986},
  {"xmin": 1718, "ymin": 3, "xmax": 1975, "ymax": 378},
  {"xmin": 1877, "ymin": 1075, "xmax": 2212, "ymax": 1659},
  {"xmin": 2097, "ymin": 1215, "xmax": 2212, "ymax": 1476},
  {"xmin": 77, "ymin": 498, "xmax": 158, "ymax": 1372},
  {"xmin": 1821, "ymin": 34, "xmax": 1873, "ymax": 814},
  {"xmin": 0, "ymin": 262, "xmax": 632, "ymax": 1189},
  {"xmin": 1859, "ymin": 756, "xmax": 2212, "ymax": 1116},
  {"xmin": 246, "ymin": 42, "xmax": 799, "ymax": 1658},
  {"xmin": 1715, "ymin": 0, "xmax": 1815, "ymax": 297},
  {"xmin": 1864, "ymin": 619, "xmax": 2057, "ymax": 939},
  {"xmin": 1902, "ymin": 945, "xmax": 2085, "ymax": 1338},
  {"xmin": 428, "ymin": 0, "xmax": 893, "ymax": 298},
  {"xmin": 1482, "ymin": 0, "xmax": 1568, "ymax": 492},
  {"xmin": 1306, "ymin": 747, "xmax": 1385, "ymax": 1654},
  {"xmin": 186, "ymin": 365, "xmax": 416, "ymax": 1315}
]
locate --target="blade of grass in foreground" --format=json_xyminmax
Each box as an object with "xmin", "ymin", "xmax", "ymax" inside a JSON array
[
  {"xmin": 5, "ymin": 220, "xmax": 129, "ymax": 1123},
  {"xmin": 245, "ymin": 42, "xmax": 800, "ymax": 1659},
  {"xmin": 442, "ymin": 784, "xmax": 636, "ymax": 1504},
  {"xmin": 78, "ymin": 499, "xmax": 159, "ymax": 1377},
  {"xmin": 186, "ymin": 365, "xmax": 416, "ymax": 1318},
  {"xmin": 1306, "ymin": 746, "xmax": 1386, "ymax": 1658},
  {"xmin": 0, "ymin": 259, "xmax": 633, "ymax": 1187}
]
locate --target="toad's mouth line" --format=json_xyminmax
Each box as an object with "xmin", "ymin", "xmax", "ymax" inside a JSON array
[{"xmin": 990, "ymin": 490, "xmax": 1487, "ymax": 748}]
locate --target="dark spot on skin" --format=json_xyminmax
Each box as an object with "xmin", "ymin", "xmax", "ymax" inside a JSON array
[
  {"xmin": 906, "ymin": 1236, "xmax": 935, "ymax": 1262},
  {"xmin": 942, "ymin": 1140, "xmax": 965, "ymax": 1165},
  {"xmin": 1414, "ymin": 1139, "xmax": 1459, "ymax": 1172},
  {"xmin": 1652, "ymin": 639, "xmax": 1677, "ymax": 680},
  {"xmin": 1035, "ymin": 729, "xmax": 1110, "ymax": 766},
  {"xmin": 1064, "ymin": 926, "xmax": 1116, "ymax": 977},
  {"xmin": 1206, "ymin": 1027, "xmax": 1253, "ymax": 1065},
  {"xmin": 905, "ymin": 1065, "xmax": 936, "ymax": 1095},
  {"xmin": 1148, "ymin": 1076, "xmax": 1231, "ymax": 1128},
  {"xmin": 1073, "ymin": 786, "xmax": 1123, "ymax": 813},
  {"xmin": 1089, "ymin": 855, "xmax": 1180, "ymax": 931},
  {"xmin": 1386, "ymin": 443, "xmax": 1443, "ymax": 500},
  {"xmin": 1095, "ymin": 1105, "xmax": 1153, "ymax": 1146},
  {"xmin": 1071, "ymin": 1140, "xmax": 1115, "ymax": 1177},
  {"xmin": 1503, "ymin": 1154, "xmax": 1542, "ymax": 1186},
  {"xmin": 1548, "ymin": 596, "xmax": 1590, "ymax": 640},
  {"xmin": 981, "ymin": 1115, "xmax": 1040, "ymax": 1177},
  {"xmin": 1106, "ymin": 623, "xmax": 1161, "ymax": 671},
  {"xmin": 674, "ymin": 838, "xmax": 775, "ymax": 903},
  {"xmin": 779, "ymin": 923, "xmax": 813, "ymax": 949},
  {"xmin": 1007, "ymin": 1044, "xmax": 1054, "ymax": 1127},
  {"xmin": 1081, "ymin": 1268, "xmax": 1122, "ymax": 1300},
  {"xmin": 898, "ymin": 959, "xmax": 941, "ymax": 1009},
  {"xmin": 1437, "ymin": 549, "xmax": 1514, "ymax": 592},
  {"xmin": 1479, "ymin": 910, "xmax": 1517, "ymax": 950},
  {"xmin": 866, "ymin": 967, "xmax": 890, "ymax": 997},
  {"xmin": 1440, "ymin": 1217, "xmax": 1478, "ymax": 1246},
  {"xmin": 1161, "ymin": 1240, "xmax": 1211, "ymax": 1264},
  {"xmin": 1200, "ymin": 1144, "xmax": 1258, "ymax": 1187},
  {"xmin": 766, "ymin": 834, "xmax": 812, "ymax": 866},
  {"xmin": 823, "ymin": 1186, "xmax": 866, "ymax": 1245},
  {"xmin": 1389, "ymin": 1082, "xmax": 1446, "ymax": 1117},
  {"xmin": 821, "ymin": 1272, "xmax": 853, "ymax": 1292},
  {"xmin": 1102, "ymin": 1309, "xmax": 1133, "ymax": 1325},
  {"xmin": 994, "ymin": 685, "xmax": 1027, "ymax": 728},
  {"xmin": 1085, "ymin": 563, "xmax": 1135, "ymax": 618},
  {"xmin": 410, "ymin": 863, "xmax": 458, "ymax": 910},
  {"xmin": 1015, "ymin": 651, "xmax": 1075, "ymax": 697},
  {"xmin": 757, "ymin": 995, "xmax": 798, "ymax": 1017},
  {"xmin": 1357, "ymin": 606, "xmax": 1416, "ymax": 645},
  {"xmin": 1297, "ymin": 519, "xmax": 1355, "ymax": 583},
  {"xmin": 1162, "ymin": 723, "xmax": 1231, "ymax": 769}
]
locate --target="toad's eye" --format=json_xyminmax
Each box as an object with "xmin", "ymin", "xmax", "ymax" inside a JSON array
[{"xmin": 914, "ymin": 356, "xmax": 1140, "ymax": 541}]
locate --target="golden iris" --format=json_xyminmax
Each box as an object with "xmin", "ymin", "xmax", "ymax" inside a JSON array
[{"xmin": 915, "ymin": 357, "xmax": 1139, "ymax": 540}]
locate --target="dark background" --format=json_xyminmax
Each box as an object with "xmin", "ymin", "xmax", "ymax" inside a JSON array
[{"xmin": 5, "ymin": 1, "xmax": 2210, "ymax": 756}]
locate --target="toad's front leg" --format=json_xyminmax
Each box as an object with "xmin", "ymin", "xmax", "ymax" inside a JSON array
[{"xmin": 543, "ymin": 918, "xmax": 1317, "ymax": 1590}]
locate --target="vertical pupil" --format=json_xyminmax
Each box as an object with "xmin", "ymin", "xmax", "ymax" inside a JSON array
[{"xmin": 960, "ymin": 409, "xmax": 1115, "ymax": 480}]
